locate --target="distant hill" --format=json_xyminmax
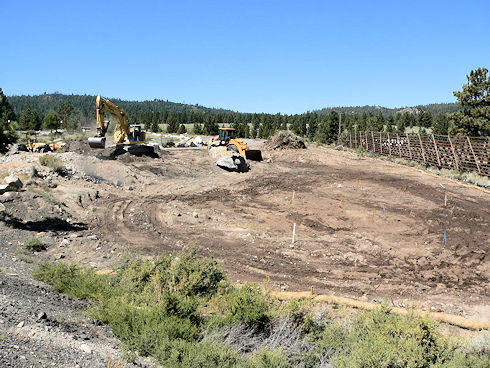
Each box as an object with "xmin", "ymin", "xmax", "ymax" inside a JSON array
[
  {"xmin": 8, "ymin": 93, "xmax": 461, "ymax": 118},
  {"xmin": 8, "ymin": 93, "xmax": 235, "ymax": 117},
  {"xmin": 315, "ymin": 102, "xmax": 460, "ymax": 115}
]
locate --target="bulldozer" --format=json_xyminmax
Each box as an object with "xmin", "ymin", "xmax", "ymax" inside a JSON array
[
  {"xmin": 88, "ymin": 95, "xmax": 153, "ymax": 155},
  {"xmin": 19, "ymin": 132, "xmax": 65, "ymax": 152},
  {"xmin": 206, "ymin": 128, "xmax": 262, "ymax": 161}
]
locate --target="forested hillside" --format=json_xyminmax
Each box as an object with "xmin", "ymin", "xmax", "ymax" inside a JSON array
[
  {"xmin": 5, "ymin": 67, "xmax": 488, "ymax": 140},
  {"xmin": 315, "ymin": 102, "xmax": 461, "ymax": 115},
  {"xmin": 8, "ymin": 93, "xmax": 234, "ymax": 117},
  {"xmin": 9, "ymin": 93, "xmax": 460, "ymax": 117}
]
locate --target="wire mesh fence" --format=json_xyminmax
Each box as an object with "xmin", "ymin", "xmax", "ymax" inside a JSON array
[{"xmin": 343, "ymin": 131, "xmax": 490, "ymax": 177}]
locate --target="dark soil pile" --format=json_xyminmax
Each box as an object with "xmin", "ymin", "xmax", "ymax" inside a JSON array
[
  {"xmin": 264, "ymin": 131, "xmax": 306, "ymax": 150},
  {"xmin": 58, "ymin": 140, "xmax": 94, "ymax": 155}
]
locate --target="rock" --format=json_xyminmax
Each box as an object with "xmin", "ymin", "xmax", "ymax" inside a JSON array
[
  {"xmin": 216, "ymin": 154, "xmax": 250, "ymax": 173},
  {"xmin": 37, "ymin": 311, "xmax": 47, "ymax": 320},
  {"xmin": 192, "ymin": 212, "xmax": 199, "ymax": 218},
  {"xmin": 59, "ymin": 239, "xmax": 70, "ymax": 248},
  {"xmin": 0, "ymin": 175, "xmax": 23, "ymax": 194},
  {"xmin": 79, "ymin": 343, "xmax": 92, "ymax": 354},
  {"xmin": 5, "ymin": 175, "xmax": 23, "ymax": 188},
  {"xmin": 87, "ymin": 235, "xmax": 98, "ymax": 241},
  {"xmin": 28, "ymin": 165, "xmax": 39, "ymax": 178},
  {"xmin": 17, "ymin": 321, "xmax": 25, "ymax": 328},
  {"xmin": 0, "ymin": 203, "xmax": 5, "ymax": 213},
  {"xmin": 55, "ymin": 253, "xmax": 65, "ymax": 260},
  {"xmin": 7, "ymin": 143, "xmax": 19, "ymax": 154},
  {"xmin": 207, "ymin": 146, "xmax": 228, "ymax": 159},
  {"xmin": 193, "ymin": 136, "xmax": 204, "ymax": 146}
]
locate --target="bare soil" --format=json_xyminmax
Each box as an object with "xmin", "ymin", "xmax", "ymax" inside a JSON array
[{"xmin": 1, "ymin": 143, "xmax": 489, "ymax": 326}]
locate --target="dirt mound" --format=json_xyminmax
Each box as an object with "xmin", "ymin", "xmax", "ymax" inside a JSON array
[
  {"xmin": 264, "ymin": 131, "xmax": 306, "ymax": 150},
  {"xmin": 58, "ymin": 140, "xmax": 94, "ymax": 155}
]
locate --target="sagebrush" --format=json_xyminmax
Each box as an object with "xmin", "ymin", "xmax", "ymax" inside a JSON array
[{"xmin": 33, "ymin": 249, "xmax": 490, "ymax": 367}]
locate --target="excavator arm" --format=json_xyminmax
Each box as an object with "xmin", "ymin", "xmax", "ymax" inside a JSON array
[{"xmin": 88, "ymin": 95, "xmax": 131, "ymax": 148}]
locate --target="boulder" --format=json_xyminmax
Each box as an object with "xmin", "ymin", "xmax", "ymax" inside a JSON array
[
  {"xmin": 193, "ymin": 136, "xmax": 204, "ymax": 146},
  {"xmin": 208, "ymin": 146, "xmax": 228, "ymax": 159},
  {"xmin": 216, "ymin": 154, "xmax": 250, "ymax": 173},
  {"xmin": 0, "ymin": 175, "xmax": 23, "ymax": 194}
]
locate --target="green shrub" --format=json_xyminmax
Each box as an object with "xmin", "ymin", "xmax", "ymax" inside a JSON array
[
  {"xmin": 33, "ymin": 262, "xmax": 112, "ymax": 299},
  {"xmin": 154, "ymin": 340, "xmax": 246, "ymax": 368},
  {"xmin": 23, "ymin": 236, "xmax": 46, "ymax": 252},
  {"xmin": 251, "ymin": 348, "xmax": 290, "ymax": 368},
  {"xmin": 33, "ymin": 251, "xmax": 490, "ymax": 368},
  {"xmin": 214, "ymin": 284, "xmax": 271, "ymax": 329},
  {"xmin": 39, "ymin": 154, "xmax": 64, "ymax": 173},
  {"xmin": 334, "ymin": 308, "xmax": 449, "ymax": 368}
]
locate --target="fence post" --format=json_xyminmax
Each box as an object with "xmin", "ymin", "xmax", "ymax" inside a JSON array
[
  {"xmin": 447, "ymin": 135, "xmax": 459, "ymax": 170},
  {"xmin": 349, "ymin": 132, "xmax": 352, "ymax": 147},
  {"xmin": 396, "ymin": 133, "xmax": 402, "ymax": 157},
  {"xmin": 407, "ymin": 134, "xmax": 413, "ymax": 160},
  {"xmin": 371, "ymin": 131, "xmax": 376, "ymax": 153},
  {"xmin": 379, "ymin": 132, "xmax": 384, "ymax": 154},
  {"xmin": 418, "ymin": 133, "xmax": 426, "ymax": 164},
  {"xmin": 431, "ymin": 134, "xmax": 441, "ymax": 167},
  {"xmin": 387, "ymin": 132, "xmax": 392, "ymax": 155},
  {"xmin": 365, "ymin": 131, "xmax": 369, "ymax": 150},
  {"xmin": 466, "ymin": 136, "xmax": 481, "ymax": 173}
]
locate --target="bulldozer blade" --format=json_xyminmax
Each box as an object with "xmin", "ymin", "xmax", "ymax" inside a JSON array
[
  {"xmin": 245, "ymin": 149, "xmax": 263, "ymax": 161},
  {"xmin": 88, "ymin": 137, "xmax": 106, "ymax": 149}
]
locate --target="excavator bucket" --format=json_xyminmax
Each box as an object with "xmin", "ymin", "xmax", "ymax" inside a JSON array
[
  {"xmin": 88, "ymin": 137, "xmax": 106, "ymax": 149},
  {"xmin": 245, "ymin": 149, "xmax": 263, "ymax": 161}
]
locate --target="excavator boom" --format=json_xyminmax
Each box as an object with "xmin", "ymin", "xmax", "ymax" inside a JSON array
[{"xmin": 88, "ymin": 95, "xmax": 140, "ymax": 149}]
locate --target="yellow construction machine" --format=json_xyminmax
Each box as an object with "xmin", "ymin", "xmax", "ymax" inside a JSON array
[
  {"xmin": 19, "ymin": 132, "xmax": 65, "ymax": 152},
  {"xmin": 88, "ymin": 95, "xmax": 147, "ymax": 149},
  {"xmin": 206, "ymin": 127, "xmax": 262, "ymax": 160}
]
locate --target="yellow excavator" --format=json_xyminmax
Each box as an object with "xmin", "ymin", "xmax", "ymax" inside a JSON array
[
  {"xmin": 88, "ymin": 95, "xmax": 146, "ymax": 149},
  {"xmin": 206, "ymin": 127, "xmax": 262, "ymax": 161}
]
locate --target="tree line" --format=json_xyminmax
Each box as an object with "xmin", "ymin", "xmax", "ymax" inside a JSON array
[{"xmin": 1, "ymin": 67, "xmax": 488, "ymax": 152}]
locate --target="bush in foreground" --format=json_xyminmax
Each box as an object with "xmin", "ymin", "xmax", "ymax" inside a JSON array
[{"xmin": 33, "ymin": 249, "xmax": 490, "ymax": 368}]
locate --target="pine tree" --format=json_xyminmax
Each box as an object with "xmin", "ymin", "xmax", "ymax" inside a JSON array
[
  {"xmin": 432, "ymin": 114, "xmax": 450, "ymax": 135},
  {"xmin": 193, "ymin": 122, "xmax": 202, "ymax": 135},
  {"xmin": 57, "ymin": 101, "xmax": 74, "ymax": 129},
  {"xmin": 450, "ymin": 67, "xmax": 490, "ymax": 136},
  {"xmin": 0, "ymin": 88, "xmax": 17, "ymax": 124},
  {"xmin": 19, "ymin": 109, "xmax": 41, "ymax": 131},
  {"xmin": 150, "ymin": 119, "xmax": 160, "ymax": 133},
  {"xmin": 0, "ymin": 88, "xmax": 17, "ymax": 151},
  {"xmin": 43, "ymin": 110, "xmax": 59, "ymax": 132}
]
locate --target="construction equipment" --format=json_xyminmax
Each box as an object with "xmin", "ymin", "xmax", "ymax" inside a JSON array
[
  {"xmin": 19, "ymin": 132, "xmax": 65, "ymax": 152},
  {"xmin": 88, "ymin": 95, "xmax": 147, "ymax": 149},
  {"xmin": 206, "ymin": 128, "xmax": 262, "ymax": 161}
]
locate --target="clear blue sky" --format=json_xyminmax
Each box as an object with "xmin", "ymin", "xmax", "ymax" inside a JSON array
[{"xmin": 1, "ymin": 0, "xmax": 488, "ymax": 114}]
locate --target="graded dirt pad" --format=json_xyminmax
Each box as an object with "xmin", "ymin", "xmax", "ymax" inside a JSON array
[{"xmin": 1, "ymin": 146, "xmax": 489, "ymax": 325}]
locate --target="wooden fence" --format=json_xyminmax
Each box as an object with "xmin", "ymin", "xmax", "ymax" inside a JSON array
[{"xmin": 343, "ymin": 131, "xmax": 490, "ymax": 177}]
